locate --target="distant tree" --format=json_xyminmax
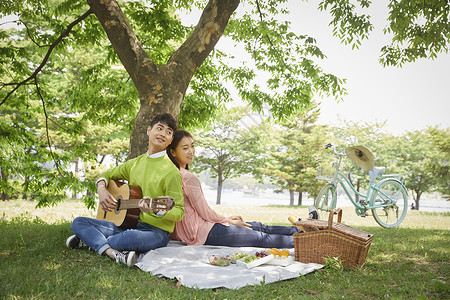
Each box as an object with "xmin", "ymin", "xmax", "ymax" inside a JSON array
[
  {"xmin": 193, "ymin": 107, "xmax": 266, "ymax": 204},
  {"xmin": 260, "ymin": 103, "xmax": 327, "ymax": 206},
  {"xmin": 389, "ymin": 131, "xmax": 437, "ymax": 210},
  {"xmin": 426, "ymin": 126, "xmax": 450, "ymax": 200}
]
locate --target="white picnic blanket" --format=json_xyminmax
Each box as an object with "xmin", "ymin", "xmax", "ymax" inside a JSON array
[{"xmin": 135, "ymin": 241, "xmax": 323, "ymax": 289}]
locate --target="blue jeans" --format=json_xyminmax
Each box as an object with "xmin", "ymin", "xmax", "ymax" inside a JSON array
[
  {"xmin": 71, "ymin": 217, "xmax": 169, "ymax": 255},
  {"xmin": 205, "ymin": 221, "xmax": 300, "ymax": 248}
]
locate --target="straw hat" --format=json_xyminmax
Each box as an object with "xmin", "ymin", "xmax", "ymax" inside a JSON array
[{"xmin": 345, "ymin": 145, "xmax": 374, "ymax": 172}]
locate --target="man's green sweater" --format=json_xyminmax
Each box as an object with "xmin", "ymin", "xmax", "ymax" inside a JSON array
[{"xmin": 98, "ymin": 152, "xmax": 184, "ymax": 233}]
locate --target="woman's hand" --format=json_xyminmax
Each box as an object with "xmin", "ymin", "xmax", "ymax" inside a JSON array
[
  {"xmin": 139, "ymin": 196, "xmax": 153, "ymax": 213},
  {"xmin": 228, "ymin": 215, "xmax": 243, "ymax": 221},
  {"xmin": 227, "ymin": 215, "xmax": 252, "ymax": 229}
]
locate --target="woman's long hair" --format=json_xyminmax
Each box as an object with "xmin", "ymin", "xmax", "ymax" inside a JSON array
[{"xmin": 167, "ymin": 130, "xmax": 193, "ymax": 170}]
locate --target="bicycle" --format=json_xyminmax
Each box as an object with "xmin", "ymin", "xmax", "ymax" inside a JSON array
[{"xmin": 314, "ymin": 143, "xmax": 408, "ymax": 228}]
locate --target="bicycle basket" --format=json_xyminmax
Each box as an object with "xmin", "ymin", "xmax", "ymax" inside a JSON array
[
  {"xmin": 316, "ymin": 160, "xmax": 335, "ymax": 181},
  {"xmin": 316, "ymin": 149, "xmax": 353, "ymax": 181}
]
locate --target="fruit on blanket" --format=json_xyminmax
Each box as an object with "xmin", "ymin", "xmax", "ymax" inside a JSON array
[
  {"xmin": 237, "ymin": 251, "xmax": 270, "ymax": 263},
  {"xmin": 256, "ymin": 251, "xmax": 268, "ymax": 258},
  {"xmin": 209, "ymin": 255, "xmax": 231, "ymax": 266},
  {"xmin": 241, "ymin": 255, "xmax": 259, "ymax": 263},
  {"xmin": 268, "ymin": 248, "xmax": 290, "ymax": 258},
  {"xmin": 232, "ymin": 252, "xmax": 248, "ymax": 261},
  {"xmin": 268, "ymin": 248, "xmax": 280, "ymax": 256}
]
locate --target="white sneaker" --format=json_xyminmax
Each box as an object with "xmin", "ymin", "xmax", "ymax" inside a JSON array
[
  {"xmin": 308, "ymin": 206, "xmax": 319, "ymax": 219},
  {"xmin": 66, "ymin": 235, "xmax": 88, "ymax": 249},
  {"xmin": 113, "ymin": 251, "xmax": 137, "ymax": 267}
]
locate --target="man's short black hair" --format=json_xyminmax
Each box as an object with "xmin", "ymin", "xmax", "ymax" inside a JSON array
[{"xmin": 150, "ymin": 113, "xmax": 178, "ymax": 132}]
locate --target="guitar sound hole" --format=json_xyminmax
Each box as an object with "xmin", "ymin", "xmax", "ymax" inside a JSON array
[{"xmin": 115, "ymin": 196, "xmax": 122, "ymax": 215}]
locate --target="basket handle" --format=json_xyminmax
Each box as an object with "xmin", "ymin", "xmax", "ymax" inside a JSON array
[{"xmin": 327, "ymin": 208, "xmax": 343, "ymax": 229}]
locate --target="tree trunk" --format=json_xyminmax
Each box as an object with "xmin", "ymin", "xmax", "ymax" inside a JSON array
[
  {"xmin": 297, "ymin": 191, "xmax": 303, "ymax": 206},
  {"xmin": 289, "ymin": 190, "xmax": 295, "ymax": 206},
  {"xmin": 72, "ymin": 158, "xmax": 79, "ymax": 199},
  {"xmin": 1, "ymin": 191, "xmax": 10, "ymax": 201},
  {"xmin": 86, "ymin": 0, "xmax": 240, "ymax": 158},
  {"xmin": 22, "ymin": 175, "xmax": 29, "ymax": 200},
  {"xmin": 0, "ymin": 167, "xmax": 10, "ymax": 201},
  {"xmin": 415, "ymin": 192, "xmax": 421, "ymax": 210},
  {"xmin": 216, "ymin": 167, "xmax": 223, "ymax": 205}
]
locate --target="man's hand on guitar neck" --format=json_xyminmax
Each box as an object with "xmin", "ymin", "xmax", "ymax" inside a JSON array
[
  {"xmin": 139, "ymin": 196, "xmax": 175, "ymax": 214},
  {"xmin": 97, "ymin": 180, "xmax": 117, "ymax": 212},
  {"xmin": 139, "ymin": 197, "xmax": 154, "ymax": 213}
]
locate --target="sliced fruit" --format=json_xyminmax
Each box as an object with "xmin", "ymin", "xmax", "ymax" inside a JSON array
[{"xmin": 267, "ymin": 248, "xmax": 280, "ymax": 256}]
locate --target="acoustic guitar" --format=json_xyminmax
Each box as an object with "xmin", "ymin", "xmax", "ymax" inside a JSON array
[{"xmin": 95, "ymin": 180, "xmax": 174, "ymax": 228}]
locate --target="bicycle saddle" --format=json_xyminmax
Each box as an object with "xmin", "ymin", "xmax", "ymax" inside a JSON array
[{"xmin": 369, "ymin": 167, "xmax": 386, "ymax": 182}]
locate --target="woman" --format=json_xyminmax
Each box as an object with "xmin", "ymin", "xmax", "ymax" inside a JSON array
[{"xmin": 167, "ymin": 130, "xmax": 300, "ymax": 248}]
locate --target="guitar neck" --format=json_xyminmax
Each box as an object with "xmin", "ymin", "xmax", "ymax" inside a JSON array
[
  {"xmin": 117, "ymin": 199, "xmax": 143, "ymax": 210},
  {"xmin": 115, "ymin": 197, "xmax": 172, "ymax": 212}
]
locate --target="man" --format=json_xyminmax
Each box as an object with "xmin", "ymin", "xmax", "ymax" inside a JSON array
[{"xmin": 66, "ymin": 113, "xmax": 184, "ymax": 267}]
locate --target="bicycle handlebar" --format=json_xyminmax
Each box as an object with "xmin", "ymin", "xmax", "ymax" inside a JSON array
[{"xmin": 324, "ymin": 143, "xmax": 346, "ymax": 157}]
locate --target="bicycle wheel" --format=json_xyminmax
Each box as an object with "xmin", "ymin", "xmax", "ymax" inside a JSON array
[
  {"xmin": 314, "ymin": 184, "xmax": 336, "ymax": 220},
  {"xmin": 371, "ymin": 179, "xmax": 408, "ymax": 228}
]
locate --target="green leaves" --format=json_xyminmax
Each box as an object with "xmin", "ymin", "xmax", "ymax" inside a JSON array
[
  {"xmin": 124, "ymin": 1, "xmax": 190, "ymax": 65},
  {"xmin": 225, "ymin": 3, "xmax": 347, "ymax": 121},
  {"xmin": 1, "ymin": 0, "xmax": 448, "ymax": 207},
  {"xmin": 381, "ymin": 0, "xmax": 449, "ymax": 66},
  {"xmin": 318, "ymin": 0, "xmax": 373, "ymax": 49},
  {"xmin": 317, "ymin": 0, "xmax": 449, "ymax": 66},
  {"xmin": 426, "ymin": 126, "xmax": 450, "ymax": 199}
]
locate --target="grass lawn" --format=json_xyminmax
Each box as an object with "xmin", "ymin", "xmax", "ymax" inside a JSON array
[{"xmin": 0, "ymin": 200, "xmax": 449, "ymax": 299}]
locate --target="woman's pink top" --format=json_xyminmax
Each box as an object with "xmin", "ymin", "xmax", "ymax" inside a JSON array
[{"xmin": 170, "ymin": 168, "xmax": 228, "ymax": 245}]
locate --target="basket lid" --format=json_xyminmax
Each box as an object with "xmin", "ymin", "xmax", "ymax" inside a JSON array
[
  {"xmin": 331, "ymin": 223, "xmax": 374, "ymax": 242},
  {"xmin": 293, "ymin": 218, "xmax": 329, "ymax": 229},
  {"xmin": 293, "ymin": 209, "xmax": 373, "ymax": 242}
]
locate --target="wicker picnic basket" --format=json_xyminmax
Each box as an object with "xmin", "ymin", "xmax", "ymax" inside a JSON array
[{"xmin": 293, "ymin": 208, "xmax": 373, "ymax": 268}]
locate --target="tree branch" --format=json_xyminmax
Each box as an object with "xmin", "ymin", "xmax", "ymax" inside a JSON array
[
  {"xmin": 34, "ymin": 77, "xmax": 63, "ymax": 176},
  {"xmin": 255, "ymin": 0, "xmax": 291, "ymax": 73},
  {"xmin": 86, "ymin": 0, "xmax": 157, "ymax": 89},
  {"xmin": 20, "ymin": 19, "xmax": 51, "ymax": 48},
  {"xmin": 167, "ymin": 0, "xmax": 240, "ymax": 80},
  {"xmin": 0, "ymin": 9, "xmax": 93, "ymax": 107}
]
